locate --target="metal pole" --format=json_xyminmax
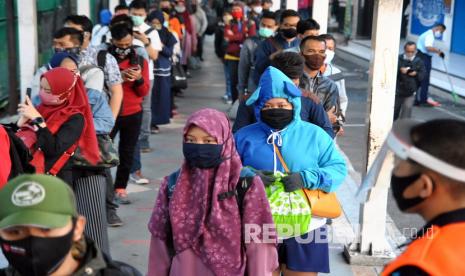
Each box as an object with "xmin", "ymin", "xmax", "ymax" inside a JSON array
[
  {"xmin": 351, "ymin": 0, "xmax": 359, "ymax": 40},
  {"xmin": 344, "ymin": 0, "xmax": 403, "ymax": 265},
  {"xmin": 6, "ymin": 0, "xmax": 18, "ymax": 115}
]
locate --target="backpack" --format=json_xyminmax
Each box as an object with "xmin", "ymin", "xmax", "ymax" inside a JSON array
[
  {"xmin": 203, "ymin": 4, "xmax": 218, "ymax": 35},
  {"xmin": 166, "ymin": 170, "xmax": 253, "ymax": 218}
]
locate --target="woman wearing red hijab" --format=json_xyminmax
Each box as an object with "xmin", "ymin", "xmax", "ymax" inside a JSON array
[{"xmin": 16, "ymin": 67, "xmax": 99, "ymax": 184}]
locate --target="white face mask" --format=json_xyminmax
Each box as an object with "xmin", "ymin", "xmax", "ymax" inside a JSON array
[
  {"xmin": 324, "ymin": 49, "xmax": 335, "ymax": 64},
  {"xmin": 252, "ymin": 6, "xmax": 263, "ymax": 14},
  {"xmin": 434, "ymin": 31, "xmax": 442, "ymax": 38},
  {"xmin": 175, "ymin": 5, "xmax": 186, "ymax": 13}
]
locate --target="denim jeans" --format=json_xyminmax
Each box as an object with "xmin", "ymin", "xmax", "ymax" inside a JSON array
[
  {"xmin": 224, "ymin": 62, "xmax": 232, "ymax": 99},
  {"xmin": 417, "ymin": 53, "xmax": 432, "ymax": 104},
  {"xmin": 139, "ymin": 79, "xmax": 154, "ymax": 149}
]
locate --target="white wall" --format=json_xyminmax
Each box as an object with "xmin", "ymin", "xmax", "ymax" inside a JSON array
[
  {"xmin": 77, "ymin": 0, "xmax": 91, "ymax": 17},
  {"xmin": 18, "ymin": 0, "xmax": 39, "ymax": 100}
]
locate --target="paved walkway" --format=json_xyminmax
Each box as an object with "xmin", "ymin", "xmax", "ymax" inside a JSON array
[{"xmin": 107, "ymin": 37, "xmax": 370, "ymax": 275}]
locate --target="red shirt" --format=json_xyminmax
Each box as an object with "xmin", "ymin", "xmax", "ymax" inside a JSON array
[
  {"xmin": 224, "ymin": 20, "xmax": 256, "ymax": 58},
  {"xmin": 118, "ymin": 57, "xmax": 150, "ymax": 116}
]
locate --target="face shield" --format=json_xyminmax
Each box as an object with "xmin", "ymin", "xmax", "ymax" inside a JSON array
[{"xmin": 357, "ymin": 119, "xmax": 465, "ymax": 200}]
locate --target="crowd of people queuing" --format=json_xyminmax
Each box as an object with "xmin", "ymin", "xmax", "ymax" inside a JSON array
[{"xmin": 0, "ymin": 0, "xmax": 461, "ymax": 276}]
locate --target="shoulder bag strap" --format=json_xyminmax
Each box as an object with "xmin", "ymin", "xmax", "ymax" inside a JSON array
[
  {"xmin": 273, "ymin": 143, "xmax": 290, "ymax": 173},
  {"xmin": 47, "ymin": 143, "xmax": 79, "ymax": 176}
]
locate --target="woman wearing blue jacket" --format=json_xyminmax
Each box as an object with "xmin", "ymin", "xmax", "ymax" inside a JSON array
[{"xmin": 234, "ymin": 66, "xmax": 347, "ymax": 275}]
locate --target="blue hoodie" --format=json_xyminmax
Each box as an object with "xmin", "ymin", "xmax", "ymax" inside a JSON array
[{"xmin": 234, "ymin": 67, "xmax": 347, "ymax": 192}]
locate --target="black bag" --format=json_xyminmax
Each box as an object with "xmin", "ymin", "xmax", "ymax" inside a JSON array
[
  {"xmin": 171, "ymin": 62, "xmax": 188, "ymax": 90},
  {"xmin": 203, "ymin": 4, "xmax": 218, "ymax": 35}
]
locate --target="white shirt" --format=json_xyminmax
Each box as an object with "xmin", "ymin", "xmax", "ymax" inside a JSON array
[
  {"xmin": 417, "ymin": 29, "xmax": 435, "ymax": 55},
  {"xmin": 133, "ymin": 23, "xmax": 163, "ymax": 80}
]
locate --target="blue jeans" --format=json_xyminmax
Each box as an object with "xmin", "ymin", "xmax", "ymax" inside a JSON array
[
  {"xmin": 224, "ymin": 62, "xmax": 232, "ymax": 98},
  {"xmin": 417, "ymin": 52, "xmax": 432, "ymax": 104}
]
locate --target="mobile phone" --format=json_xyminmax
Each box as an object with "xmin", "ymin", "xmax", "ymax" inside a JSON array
[{"xmin": 26, "ymin": 88, "xmax": 31, "ymax": 99}]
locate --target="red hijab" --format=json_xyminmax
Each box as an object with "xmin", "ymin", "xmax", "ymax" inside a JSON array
[{"xmin": 37, "ymin": 68, "xmax": 100, "ymax": 165}]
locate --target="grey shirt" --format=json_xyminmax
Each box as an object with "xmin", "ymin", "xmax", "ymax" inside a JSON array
[
  {"xmin": 300, "ymin": 71, "xmax": 340, "ymax": 113},
  {"xmin": 237, "ymin": 36, "xmax": 261, "ymax": 95}
]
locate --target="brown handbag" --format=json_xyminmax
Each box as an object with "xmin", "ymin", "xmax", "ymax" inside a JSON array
[{"xmin": 273, "ymin": 144, "xmax": 342, "ymax": 219}]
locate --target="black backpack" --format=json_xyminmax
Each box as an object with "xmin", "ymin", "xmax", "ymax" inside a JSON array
[
  {"xmin": 167, "ymin": 170, "xmax": 253, "ymax": 217},
  {"xmin": 203, "ymin": 4, "xmax": 219, "ymax": 35}
]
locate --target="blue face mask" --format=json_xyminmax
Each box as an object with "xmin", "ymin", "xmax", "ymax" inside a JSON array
[
  {"xmin": 258, "ymin": 27, "xmax": 274, "ymax": 38},
  {"xmin": 183, "ymin": 143, "xmax": 223, "ymax": 169}
]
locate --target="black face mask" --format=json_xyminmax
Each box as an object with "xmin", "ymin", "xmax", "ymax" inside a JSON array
[
  {"xmin": 191, "ymin": 4, "xmax": 197, "ymax": 13},
  {"xmin": 391, "ymin": 173, "xmax": 428, "ymax": 211},
  {"xmin": 0, "ymin": 227, "xmax": 75, "ymax": 276},
  {"xmin": 54, "ymin": 46, "xmax": 81, "ymax": 56},
  {"xmin": 260, "ymin": 108, "xmax": 293, "ymax": 130},
  {"xmin": 161, "ymin": 8, "xmax": 171, "ymax": 14},
  {"xmin": 280, "ymin": 28, "xmax": 297, "ymax": 39},
  {"xmin": 183, "ymin": 143, "xmax": 223, "ymax": 169}
]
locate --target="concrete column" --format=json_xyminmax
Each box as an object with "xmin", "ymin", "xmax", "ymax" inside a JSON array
[
  {"xmin": 109, "ymin": 0, "xmax": 120, "ymax": 14},
  {"xmin": 344, "ymin": 0, "xmax": 403, "ymax": 265},
  {"xmin": 312, "ymin": 0, "xmax": 329, "ymax": 33},
  {"xmin": 17, "ymin": 0, "xmax": 38, "ymax": 101},
  {"xmin": 286, "ymin": 0, "xmax": 298, "ymax": 11},
  {"xmin": 77, "ymin": 0, "xmax": 91, "ymax": 17},
  {"xmin": 271, "ymin": 0, "xmax": 281, "ymax": 12}
]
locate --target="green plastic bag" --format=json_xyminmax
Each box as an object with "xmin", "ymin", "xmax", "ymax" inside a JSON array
[{"xmin": 265, "ymin": 173, "xmax": 311, "ymax": 238}]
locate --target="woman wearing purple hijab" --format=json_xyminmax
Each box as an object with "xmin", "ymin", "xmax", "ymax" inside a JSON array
[{"xmin": 148, "ymin": 108, "xmax": 278, "ymax": 276}]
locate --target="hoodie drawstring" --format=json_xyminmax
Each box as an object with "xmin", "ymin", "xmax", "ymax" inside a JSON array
[{"xmin": 266, "ymin": 129, "xmax": 284, "ymax": 174}]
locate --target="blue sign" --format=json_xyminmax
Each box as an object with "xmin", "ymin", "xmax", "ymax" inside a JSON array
[{"xmin": 411, "ymin": 0, "xmax": 445, "ymax": 35}]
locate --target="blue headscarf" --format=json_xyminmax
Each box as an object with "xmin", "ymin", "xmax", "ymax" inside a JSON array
[
  {"xmin": 246, "ymin": 66, "xmax": 302, "ymax": 122},
  {"xmin": 147, "ymin": 10, "xmax": 177, "ymax": 48},
  {"xmin": 147, "ymin": 10, "xmax": 165, "ymax": 25},
  {"xmin": 48, "ymin": 52, "xmax": 79, "ymax": 69},
  {"xmin": 100, "ymin": 9, "xmax": 112, "ymax": 26}
]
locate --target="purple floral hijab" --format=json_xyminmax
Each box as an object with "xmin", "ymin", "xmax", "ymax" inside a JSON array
[{"xmin": 148, "ymin": 108, "xmax": 275, "ymax": 276}]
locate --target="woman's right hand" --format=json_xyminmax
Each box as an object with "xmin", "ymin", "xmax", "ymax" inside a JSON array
[{"xmin": 17, "ymin": 115, "xmax": 29, "ymax": 128}]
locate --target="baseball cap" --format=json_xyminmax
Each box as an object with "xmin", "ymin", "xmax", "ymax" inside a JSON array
[{"xmin": 0, "ymin": 174, "xmax": 78, "ymax": 230}]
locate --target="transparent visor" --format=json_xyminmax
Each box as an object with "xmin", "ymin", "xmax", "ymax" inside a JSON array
[{"xmin": 356, "ymin": 130, "xmax": 465, "ymax": 201}]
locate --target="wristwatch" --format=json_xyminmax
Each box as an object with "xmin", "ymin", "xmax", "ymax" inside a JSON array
[{"xmin": 30, "ymin": 117, "xmax": 45, "ymax": 127}]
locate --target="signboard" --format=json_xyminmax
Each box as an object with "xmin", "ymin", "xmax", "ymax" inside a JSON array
[{"xmin": 411, "ymin": 0, "xmax": 445, "ymax": 35}]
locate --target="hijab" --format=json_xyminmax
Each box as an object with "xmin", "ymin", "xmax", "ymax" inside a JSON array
[
  {"xmin": 48, "ymin": 52, "xmax": 79, "ymax": 69},
  {"xmin": 148, "ymin": 11, "xmax": 177, "ymax": 48},
  {"xmin": 37, "ymin": 68, "xmax": 99, "ymax": 166},
  {"xmin": 149, "ymin": 108, "xmax": 275, "ymax": 276}
]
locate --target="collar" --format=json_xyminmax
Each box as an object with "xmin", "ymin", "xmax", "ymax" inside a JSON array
[
  {"xmin": 403, "ymin": 54, "xmax": 416, "ymax": 61},
  {"xmin": 414, "ymin": 208, "xmax": 465, "ymax": 240},
  {"xmin": 74, "ymin": 237, "xmax": 107, "ymax": 275}
]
